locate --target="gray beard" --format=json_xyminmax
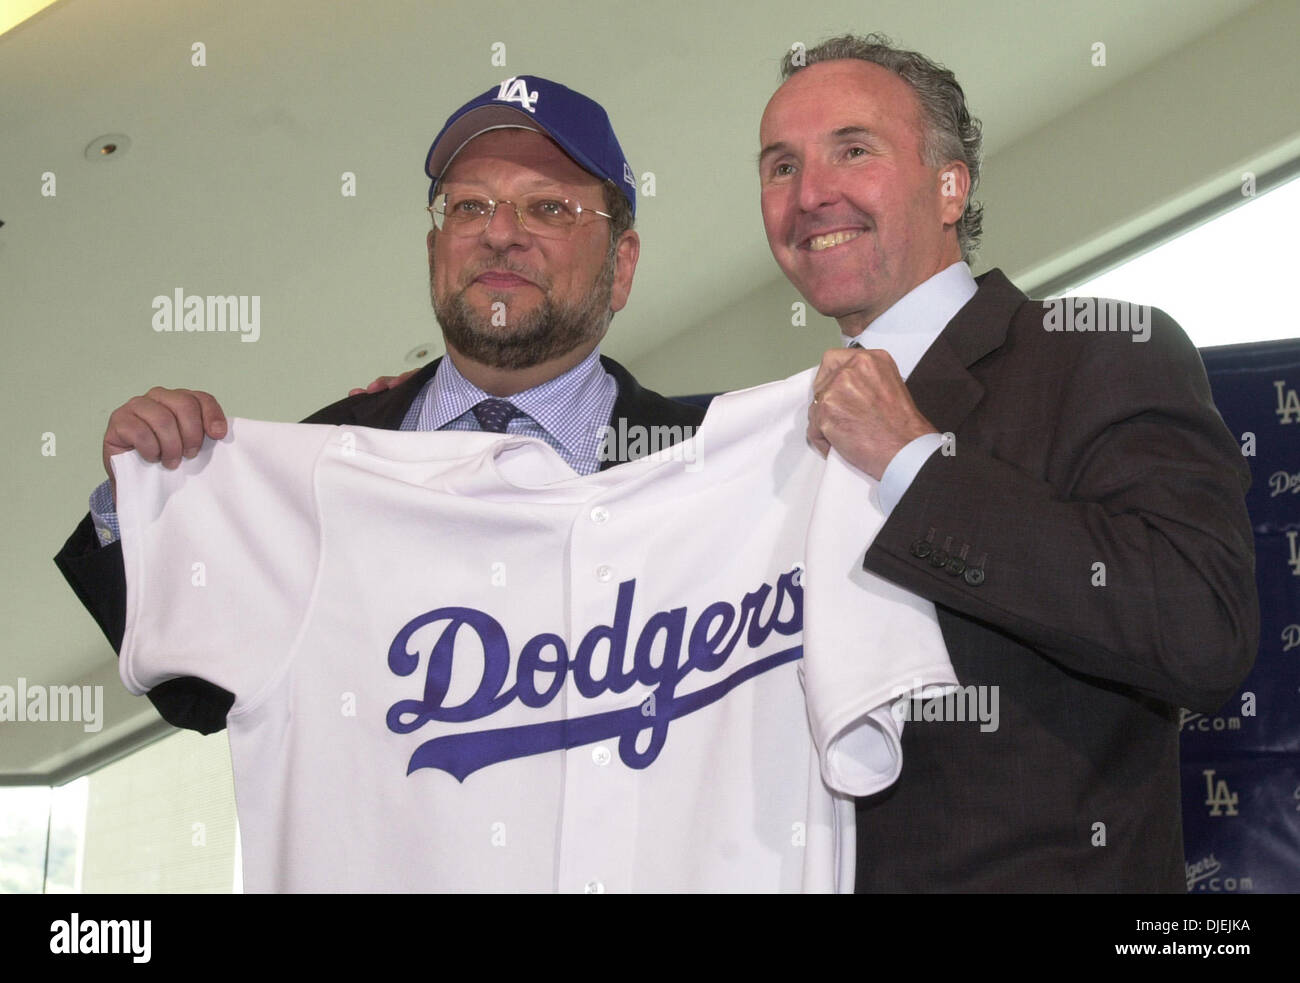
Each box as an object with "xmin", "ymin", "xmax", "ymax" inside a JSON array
[{"xmin": 432, "ymin": 252, "xmax": 615, "ymax": 371}]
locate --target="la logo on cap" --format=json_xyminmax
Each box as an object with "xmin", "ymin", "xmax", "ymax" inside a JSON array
[{"xmin": 496, "ymin": 76, "xmax": 539, "ymax": 113}]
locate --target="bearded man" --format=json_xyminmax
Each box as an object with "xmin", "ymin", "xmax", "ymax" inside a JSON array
[{"xmin": 56, "ymin": 76, "xmax": 703, "ymax": 733}]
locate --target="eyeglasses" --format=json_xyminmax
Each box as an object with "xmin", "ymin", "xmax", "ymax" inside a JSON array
[{"xmin": 428, "ymin": 191, "xmax": 613, "ymax": 240}]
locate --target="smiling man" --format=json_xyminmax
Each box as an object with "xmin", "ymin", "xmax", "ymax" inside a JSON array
[
  {"xmin": 758, "ymin": 34, "xmax": 1258, "ymax": 892},
  {"xmin": 56, "ymin": 76, "xmax": 704, "ymax": 734}
]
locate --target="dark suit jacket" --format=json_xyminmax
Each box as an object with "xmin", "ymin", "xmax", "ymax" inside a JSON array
[
  {"xmin": 855, "ymin": 269, "xmax": 1259, "ymax": 892},
  {"xmin": 54, "ymin": 354, "xmax": 705, "ymax": 735}
]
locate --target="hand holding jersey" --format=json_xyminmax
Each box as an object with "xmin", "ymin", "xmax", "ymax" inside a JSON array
[
  {"xmin": 807, "ymin": 347, "xmax": 938, "ymax": 480},
  {"xmin": 113, "ymin": 369, "xmax": 956, "ymax": 892},
  {"xmin": 100, "ymin": 387, "xmax": 229, "ymax": 506}
]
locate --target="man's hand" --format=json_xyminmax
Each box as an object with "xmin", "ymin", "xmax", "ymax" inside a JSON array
[
  {"xmin": 348, "ymin": 369, "xmax": 419, "ymax": 396},
  {"xmin": 808, "ymin": 348, "xmax": 938, "ymax": 481},
  {"xmin": 102, "ymin": 387, "xmax": 227, "ymax": 504}
]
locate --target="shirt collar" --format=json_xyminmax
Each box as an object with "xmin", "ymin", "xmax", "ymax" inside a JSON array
[
  {"xmin": 430, "ymin": 346, "xmax": 609, "ymax": 457},
  {"xmin": 841, "ymin": 261, "xmax": 977, "ymax": 346}
]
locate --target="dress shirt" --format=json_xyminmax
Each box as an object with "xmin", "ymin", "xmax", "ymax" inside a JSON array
[{"xmin": 840, "ymin": 262, "xmax": 978, "ymax": 515}]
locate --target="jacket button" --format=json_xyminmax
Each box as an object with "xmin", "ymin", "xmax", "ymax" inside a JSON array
[
  {"xmin": 929, "ymin": 550, "xmax": 949, "ymax": 568},
  {"xmin": 964, "ymin": 567, "xmax": 985, "ymax": 587},
  {"xmin": 911, "ymin": 540, "xmax": 932, "ymax": 558},
  {"xmin": 945, "ymin": 556, "xmax": 966, "ymax": 575}
]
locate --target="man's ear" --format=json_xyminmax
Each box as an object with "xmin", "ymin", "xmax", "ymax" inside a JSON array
[
  {"xmin": 937, "ymin": 162, "xmax": 971, "ymax": 226},
  {"xmin": 609, "ymin": 229, "xmax": 640, "ymax": 313}
]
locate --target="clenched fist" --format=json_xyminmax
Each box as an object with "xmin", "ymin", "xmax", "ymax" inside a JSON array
[{"xmin": 807, "ymin": 347, "xmax": 937, "ymax": 480}]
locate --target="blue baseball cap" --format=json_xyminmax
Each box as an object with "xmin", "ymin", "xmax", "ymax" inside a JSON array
[{"xmin": 424, "ymin": 75, "xmax": 637, "ymax": 217}]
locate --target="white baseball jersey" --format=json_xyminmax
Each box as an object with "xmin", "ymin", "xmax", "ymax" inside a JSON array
[{"xmin": 115, "ymin": 368, "xmax": 956, "ymax": 893}]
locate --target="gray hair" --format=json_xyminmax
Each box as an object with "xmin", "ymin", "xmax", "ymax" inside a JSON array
[
  {"xmin": 598, "ymin": 179, "xmax": 635, "ymax": 265},
  {"xmin": 780, "ymin": 33, "xmax": 984, "ymax": 261}
]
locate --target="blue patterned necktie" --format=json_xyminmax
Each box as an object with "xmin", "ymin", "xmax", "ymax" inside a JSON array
[{"xmin": 471, "ymin": 398, "xmax": 522, "ymax": 433}]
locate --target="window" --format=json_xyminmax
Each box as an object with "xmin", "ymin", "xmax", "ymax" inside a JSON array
[
  {"xmin": 0, "ymin": 729, "xmax": 239, "ymax": 894},
  {"xmin": 1065, "ymin": 173, "xmax": 1300, "ymax": 348}
]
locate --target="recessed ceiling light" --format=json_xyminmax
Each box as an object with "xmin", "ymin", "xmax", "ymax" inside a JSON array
[
  {"xmin": 405, "ymin": 343, "xmax": 437, "ymax": 364},
  {"xmin": 84, "ymin": 134, "xmax": 131, "ymax": 161}
]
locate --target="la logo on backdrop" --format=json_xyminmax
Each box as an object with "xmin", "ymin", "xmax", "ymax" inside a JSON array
[
  {"xmin": 385, "ymin": 570, "xmax": 804, "ymax": 781},
  {"xmin": 1273, "ymin": 379, "xmax": 1300, "ymax": 424}
]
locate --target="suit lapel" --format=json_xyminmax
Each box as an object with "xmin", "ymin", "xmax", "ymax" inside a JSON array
[
  {"xmin": 601, "ymin": 356, "xmax": 704, "ymax": 430},
  {"xmin": 905, "ymin": 268, "xmax": 1027, "ymax": 434}
]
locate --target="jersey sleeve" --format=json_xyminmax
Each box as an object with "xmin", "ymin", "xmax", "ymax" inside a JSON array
[
  {"xmin": 114, "ymin": 418, "xmax": 333, "ymax": 713},
  {"xmin": 801, "ymin": 449, "xmax": 958, "ymax": 797}
]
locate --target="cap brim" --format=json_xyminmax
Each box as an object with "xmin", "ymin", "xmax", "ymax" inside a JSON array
[{"xmin": 425, "ymin": 107, "xmax": 544, "ymax": 183}]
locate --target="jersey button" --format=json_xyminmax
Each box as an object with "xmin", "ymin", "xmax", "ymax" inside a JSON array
[
  {"xmin": 590, "ymin": 506, "xmax": 610, "ymax": 524},
  {"xmin": 591, "ymin": 746, "xmax": 611, "ymax": 766},
  {"xmin": 595, "ymin": 564, "xmax": 614, "ymax": 582},
  {"xmin": 584, "ymin": 880, "xmax": 605, "ymax": 894}
]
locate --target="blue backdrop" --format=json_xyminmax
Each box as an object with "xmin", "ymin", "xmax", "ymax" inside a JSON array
[{"xmin": 1181, "ymin": 339, "xmax": 1300, "ymax": 894}]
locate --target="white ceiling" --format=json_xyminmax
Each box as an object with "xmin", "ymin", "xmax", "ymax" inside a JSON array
[{"xmin": 0, "ymin": 0, "xmax": 1264, "ymax": 707}]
